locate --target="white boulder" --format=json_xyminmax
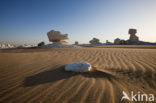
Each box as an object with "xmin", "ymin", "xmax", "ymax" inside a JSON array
[{"xmin": 65, "ymin": 62, "xmax": 92, "ymax": 72}]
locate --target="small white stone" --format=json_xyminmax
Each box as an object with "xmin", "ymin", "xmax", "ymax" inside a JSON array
[{"xmin": 65, "ymin": 62, "xmax": 92, "ymax": 72}]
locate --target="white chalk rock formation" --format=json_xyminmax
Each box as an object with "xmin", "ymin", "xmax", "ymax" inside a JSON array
[
  {"xmin": 0, "ymin": 43, "xmax": 15, "ymax": 49},
  {"xmin": 17, "ymin": 44, "xmax": 34, "ymax": 48},
  {"xmin": 47, "ymin": 30, "xmax": 69, "ymax": 44},
  {"xmin": 128, "ymin": 29, "xmax": 139, "ymax": 43},
  {"xmin": 65, "ymin": 62, "xmax": 92, "ymax": 72},
  {"xmin": 40, "ymin": 29, "xmax": 81, "ymax": 48}
]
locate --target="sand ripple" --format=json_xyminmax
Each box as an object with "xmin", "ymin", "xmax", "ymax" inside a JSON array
[{"xmin": 0, "ymin": 47, "xmax": 156, "ymax": 103}]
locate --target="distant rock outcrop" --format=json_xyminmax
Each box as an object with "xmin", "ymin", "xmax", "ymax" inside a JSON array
[
  {"xmin": 120, "ymin": 40, "xmax": 127, "ymax": 44},
  {"xmin": 128, "ymin": 29, "xmax": 139, "ymax": 43},
  {"xmin": 114, "ymin": 38, "xmax": 120, "ymax": 44},
  {"xmin": 40, "ymin": 29, "xmax": 80, "ymax": 48},
  {"xmin": 38, "ymin": 41, "xmax": 45, "ymax": 46},
  {"xmin": 89, "ymin": 38, "xmax": 101, "ymax": 44},
  {"xmin": 0, "ymin": 43, "xmax": 15, "ymax": 49},
  {"xmin": 106, "ymin": 40, "xmax": 112, "ymax": 44},
  {"xmin": 47, "ymin": 30, "xmax": 69, "ymax": 44},
  {"xmin": 113, "ymin": 28, "xmax": 140, "ymax": 45},
  {"xmin": 75, "ymin": 41, "xmax": 79, "ymax": 45}
]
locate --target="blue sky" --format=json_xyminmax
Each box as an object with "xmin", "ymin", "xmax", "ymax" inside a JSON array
[{"xmin": 0, "ymin": 0, "xmax": 156, "ymax": 44}]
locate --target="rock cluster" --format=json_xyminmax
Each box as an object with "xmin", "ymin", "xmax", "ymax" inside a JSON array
[
  {"xmin": 17, "ymin": 44, "xmax": 37, "ymax": 48},
  {"xmin": 114, "ymin": 28, "xmax": 140, "ymax": 44},
  {"xmin": 0, "ymin": 43, "xmax": 15, "ymax": 49},
  {"xmin": 47, "ymin": 30, "xmax": 69, "ymax": 44},
  {"xmin": 89, "ymin": 38, "xmax": 101, "ymax": 44}
]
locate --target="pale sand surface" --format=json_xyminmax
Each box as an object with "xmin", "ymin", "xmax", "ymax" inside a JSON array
[{"xmin": 0, "ymin": 46, "xmax": 156, "ymax": 103}]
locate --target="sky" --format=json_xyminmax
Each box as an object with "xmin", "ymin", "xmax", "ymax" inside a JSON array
[{"xmin": 0, "ymin": 0, "xmax": 156, "ymax": 44}]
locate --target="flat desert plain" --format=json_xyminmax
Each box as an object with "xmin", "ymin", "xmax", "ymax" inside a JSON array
[{"xmin": 0, "ymin": 46, "xmax": 156, "ymax": 103}]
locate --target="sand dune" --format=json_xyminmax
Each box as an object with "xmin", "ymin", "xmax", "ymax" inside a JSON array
[{"xmin": 0, "ymin": 47, "xmax": 156, "ymax": 103}]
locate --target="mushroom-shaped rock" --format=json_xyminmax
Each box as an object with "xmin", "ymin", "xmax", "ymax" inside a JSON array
[
  {"xmin": 65, "ymin": 62, "xmax": 92, "ymax": 72},
  {"xmin": 47, "ymin": 30, "xmax": 69, "ymax": 43},
  {"xmin": 128, "ymin": 29, "xmax": 139, "ymax": 43}
]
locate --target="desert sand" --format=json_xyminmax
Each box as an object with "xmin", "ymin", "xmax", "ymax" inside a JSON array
[{"xmin": 0, "ymin": 46, "xmax": 156, "ymax": 103}]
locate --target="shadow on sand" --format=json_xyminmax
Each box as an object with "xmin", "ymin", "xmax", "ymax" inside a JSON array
[{"xmin": 23, "ymin": 66, "xmax": 117, "ymax": 87}]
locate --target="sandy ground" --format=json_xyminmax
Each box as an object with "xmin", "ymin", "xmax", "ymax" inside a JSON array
[{"xmin": 0, "ymin": 47, "xmax": 156, "ymax": 103}]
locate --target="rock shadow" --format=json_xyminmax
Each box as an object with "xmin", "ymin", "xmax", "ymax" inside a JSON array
[
  {"xmin": 81, "ymin": 69, "xmax": 117, "ymax": 81},
  {"xmin": 23, "ymin": 66, "xmax": 117, "ymax": 87}
]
